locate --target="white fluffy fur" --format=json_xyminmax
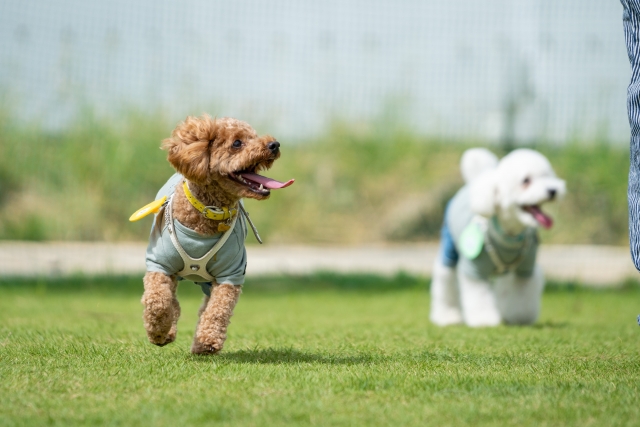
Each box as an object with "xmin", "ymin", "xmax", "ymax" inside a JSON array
[
  {"xmin": 460, "ymin": 148, "xmax": 499, "ymax": 183},
  {"xmin": 430, "ymin": 148, "xmax": 565, "ymax": 327}
]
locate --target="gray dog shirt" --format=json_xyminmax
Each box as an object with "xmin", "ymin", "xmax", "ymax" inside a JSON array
[
  {"xmin": 145, "ymin": 173, "xmax": 248, "ymax": 294},
  {"xmin": 440, "ymin": 186, "xmax": 538, "ymax": 281}
]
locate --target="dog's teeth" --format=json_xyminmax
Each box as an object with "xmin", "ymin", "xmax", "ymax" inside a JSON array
[{"xmin": 259, "ymin": 184, "xmax": 264, "ymax": 191}]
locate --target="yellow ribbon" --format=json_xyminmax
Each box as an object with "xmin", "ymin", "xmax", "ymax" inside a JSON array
[{"xmin": 129, "ymin": 196, "xmax": 167, "ymax": 222}]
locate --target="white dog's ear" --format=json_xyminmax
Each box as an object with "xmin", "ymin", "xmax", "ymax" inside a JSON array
[
  {"xmin": 468, "ymin": 171, "xmax": 498, "ymax": 217},
  {"xmin": 460, "ymin": 148, "xmax": 498, "ymax": 184}
]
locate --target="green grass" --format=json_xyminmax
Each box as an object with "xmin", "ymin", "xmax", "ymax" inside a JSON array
[
  {"xmin": 0, "ymin": 110, "xmax": 630, "ymax": 245},
  {"xmin": 1, "ymin": 274, "xmax": 639, "ymax": 426}
]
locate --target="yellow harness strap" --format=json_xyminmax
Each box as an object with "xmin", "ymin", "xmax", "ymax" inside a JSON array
[{"xmin": 182, "ymin": 181, "xmax": 238, "ymax": 221}]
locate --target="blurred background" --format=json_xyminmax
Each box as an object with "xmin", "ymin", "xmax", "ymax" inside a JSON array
[{"xmin": 0, "ymin": 0, "xmax": 634, "ymax": 280}]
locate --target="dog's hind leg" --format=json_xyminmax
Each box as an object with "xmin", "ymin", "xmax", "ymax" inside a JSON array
[
  {"xmin": 168, "ymin": 286, "xmax": 181, "ymax": 342},
  {"xmin": 495, "ymin": 265, "xmax": 545, "ymax": 325},
  {"xmin": 141, "ymin": 272, "xmax": 180, "ymax": 346},
  {"xmin": 190, "ymin": 294, "xmax": 210, "ymax": 354},
  {"xmin": 457, "ymin": 271, "xmax": 501, "ymax": 327},
  {"xmin": 430, "ymin": 260, "xmax": 463, "ymax": 326},
  {"xmin": 191, "ymin": 283, "xmax": 241, "ymax": 355}
]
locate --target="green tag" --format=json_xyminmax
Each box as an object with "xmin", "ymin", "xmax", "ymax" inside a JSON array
[{"xmin": 459, "ymin": 222, "xmax": 484, "ymax": 260}]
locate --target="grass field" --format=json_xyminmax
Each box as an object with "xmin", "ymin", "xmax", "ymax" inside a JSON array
[{"xmin": 1, "ymin": 274, "xmax": 639, "ymax": 426}]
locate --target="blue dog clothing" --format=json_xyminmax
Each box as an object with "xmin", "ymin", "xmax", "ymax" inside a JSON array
[
  {"xmin": 145, "ymin": 173, "xmax": 248, "ymax": 295},
  {"xmin": 439, "ymin": 186, "xmax": 538, "ymax": 280}
]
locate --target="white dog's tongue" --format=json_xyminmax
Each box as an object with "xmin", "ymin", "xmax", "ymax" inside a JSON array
[
  {"xmin": 239, "ymin": 173, "xmax": 295, "ymax": 189},
  {"xmin": 524, "ymin": 206, "xmax": 553, "ymax": 229}
]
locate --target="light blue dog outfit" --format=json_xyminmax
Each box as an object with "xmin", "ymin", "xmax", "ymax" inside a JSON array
[
  {"xmin": 145, "ymin": 173, "xmax": 248, "ymax": 296},
  {"xmin": 439, "ymin": 186, "xmax": 538, "ymax": 281}
]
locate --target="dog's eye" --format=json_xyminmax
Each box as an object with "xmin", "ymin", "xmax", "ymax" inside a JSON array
[
  {"xmin": 232, "ymin": 140, "xmax": 243, "ymax": 148},
  {"xmin": 523, "ymin": 177, "xmax": 531, "ymax": 185}
]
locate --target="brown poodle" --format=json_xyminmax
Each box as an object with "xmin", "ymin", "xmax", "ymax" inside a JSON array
[{"xmin": 138, "ymin": 115, "xmax": 292, "ymax": 354}]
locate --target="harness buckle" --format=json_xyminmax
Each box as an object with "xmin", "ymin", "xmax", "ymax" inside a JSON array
[{"xmin": 202, "ymin": 206, "xmax": 225, "ymax": 219}]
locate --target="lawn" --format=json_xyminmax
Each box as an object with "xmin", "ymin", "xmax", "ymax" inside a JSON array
[{"xmin": 0, "ymin": 274, "xmax": 639, "ymax": 426}]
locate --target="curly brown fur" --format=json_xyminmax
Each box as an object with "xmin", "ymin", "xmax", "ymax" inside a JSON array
[
  {"xmin": 190, "ymin": 294, "xmax": 211, "ymax": 354},
  {"xmin": 170, "ymin": 181, "xmax": 230, "ymax": 235},
  {"xmin": 141, "ymin": 272, "xmax": 180, "ymax": 346},
  {"xmin": 162, "ymin": 115, "xmax": 279, "ymax": 234},
  {"xmin": 141, "ymin": 115, "xmax": 280, "ymax": 353},
  {"xmin": 191, "ymin": 284, "xmax": 242, "ymax": 355}
]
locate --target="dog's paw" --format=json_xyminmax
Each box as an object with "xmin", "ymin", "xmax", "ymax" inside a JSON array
[
  {"xmin": 191, "ymin": 332, "xmax": 226, "ymax": 355},
  {"xmin": 144, "ymin": 320, "xmax": 177, "ymax": 346},
  {"xmin": 190, "ymin": 339, "xmax": 220, "ymax": 355},
  {"xmin": 464, "ymin": 310, "xmax": 502, "ymax": 327},
  {"xmin": 147, "ymin": 331, "xmax": 175, "ymax": 347},
  {"xmin": 430, "ymin": 307, "xmax": 464, "ymax": 326}
]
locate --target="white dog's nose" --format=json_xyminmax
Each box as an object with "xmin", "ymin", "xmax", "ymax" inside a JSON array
[{"xmin": 548, "ymin": 189, "xmax": 557, "ymax": 200}]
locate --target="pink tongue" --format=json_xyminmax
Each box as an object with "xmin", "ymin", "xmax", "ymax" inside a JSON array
[
  {"xmin": 525, "ymin": 206, "xmax": 553, "ymax": 229},
  {"xmin": 239, "ymin": 173, "xmax": 295, "ymax": 189}
]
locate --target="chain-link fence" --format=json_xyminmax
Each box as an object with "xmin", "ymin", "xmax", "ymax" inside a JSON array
[{"xmin": 0, "ymin": 0, "xmax": 630, "ymax": 144}]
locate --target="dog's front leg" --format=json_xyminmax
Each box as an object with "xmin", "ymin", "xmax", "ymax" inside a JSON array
[
  {"xmin": 495, "ymin": 265, "xmax": 545, "ymax": 325},
  {"xmin": 430, "ymin": 259, "xmax": 463, "ymax": 326},
  {"xmin": 191, "ymin": 283, "xmax": 241, "ymax": 355},
  {"xmin": 141, "ymin": 272, "xmax": 180, "ymax": 346},
  {"xmin": 457, "ymin": 271, "xmax": 501, "ymax": 327}
]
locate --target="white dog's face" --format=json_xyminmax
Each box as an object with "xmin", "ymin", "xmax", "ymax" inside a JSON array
[
  {"xmin": 469, "ymin": 149, "xmax": 566, "ymax": 232},
  {"xmin": 497, "ymin": 150, "xmax": 566, "ymax": 229}
]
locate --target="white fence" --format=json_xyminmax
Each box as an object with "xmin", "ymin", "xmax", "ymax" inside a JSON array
[{"xmin": 0, "ymin": 0, "xmax": 630, "ymax": 144}]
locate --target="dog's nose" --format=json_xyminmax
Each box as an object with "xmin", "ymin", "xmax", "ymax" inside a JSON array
[
  {"xmin": 548, "ymin": 189, "xmax": 557, "ymax": 200},
  {"xmin": 268, "ymin": 141, "xmax": 280, "ymax": 153}
]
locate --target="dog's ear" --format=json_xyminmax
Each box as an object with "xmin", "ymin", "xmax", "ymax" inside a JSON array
[
  {"xmin": 468, "ymin": 170, "xmax": 498, "ymax": 217},
  {"xmin": 161, "ymin": 115, "xmax": 216, "ymax": 182}
]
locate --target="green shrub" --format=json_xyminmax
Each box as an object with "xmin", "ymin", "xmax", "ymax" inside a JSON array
[{"xmin": 0, "ymin": 110, "xmax": 630, "ymax": 245}]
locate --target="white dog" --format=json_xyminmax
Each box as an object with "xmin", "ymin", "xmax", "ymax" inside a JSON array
[{"xmin": 430, "ymin": 148, "xmax": 566, "ymax": 327}]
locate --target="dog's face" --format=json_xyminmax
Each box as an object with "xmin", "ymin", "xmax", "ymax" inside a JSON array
[
  {"xmin": 470, "ymin": 149, "xmax": 566, "ymax": 230},
  {"xmin": 162, "ymin": 115, "xmax": 281, "ymax": 200}
]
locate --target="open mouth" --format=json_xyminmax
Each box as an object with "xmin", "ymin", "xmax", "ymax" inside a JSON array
[
  {"xmin": 522, "ymin": 205, "xmax": 553, "ymax": 229},
  {"xmin": 229, "ymin": 164, "xmax": 294, "ymax": 196}
]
